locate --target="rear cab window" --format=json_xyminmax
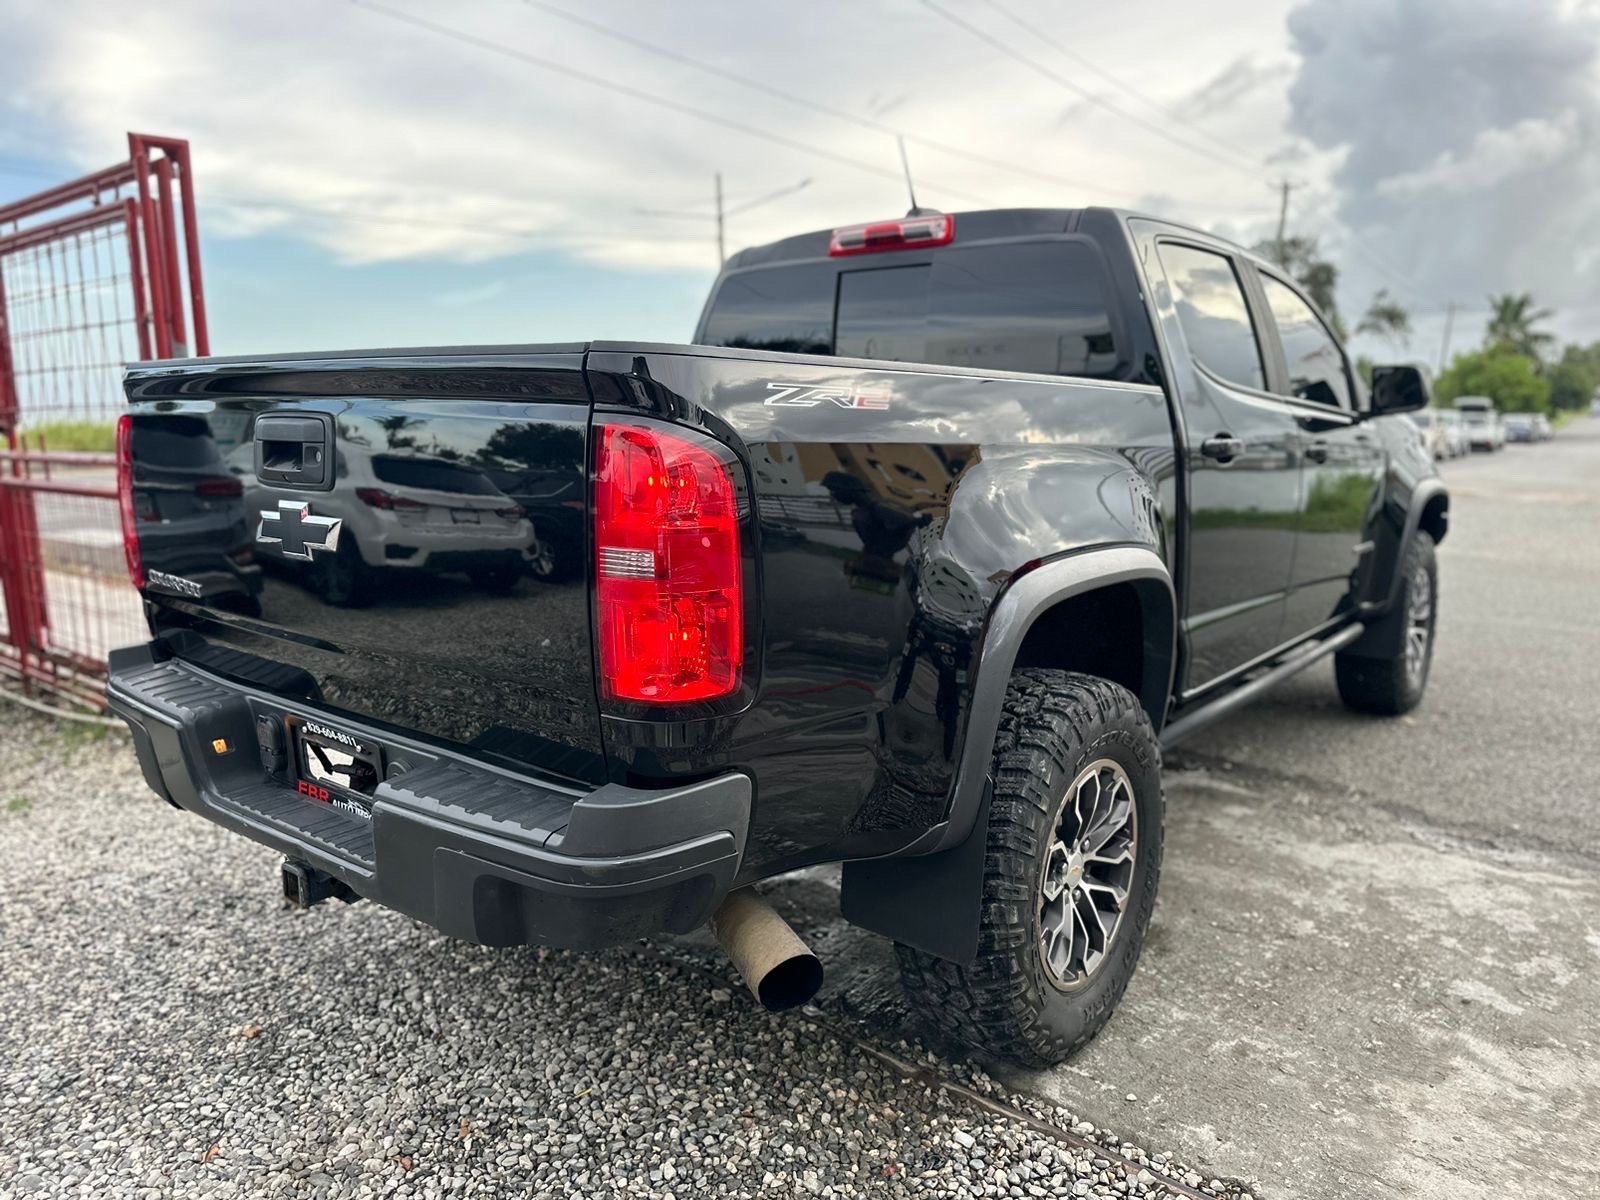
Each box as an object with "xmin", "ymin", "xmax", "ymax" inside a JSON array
[{"xmin": 698, "ymin": 240, "xmax": 1122, "ymax": 379}]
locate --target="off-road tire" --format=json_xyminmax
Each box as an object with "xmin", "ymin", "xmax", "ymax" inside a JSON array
[
  {"xmin": 470, "ymin": 565, "xmax": 523, "ymax": 594},
  {"xmin": 314, "ymin": 539, "xmax": 371, "ymax": 607},
  {"xmin": 895, "ymin": 670, "xmax": 1164, "ymax": 1068},
  {"xmin": 1335, "ymin": 531, "xmax": 1438, "ymax": 716}
]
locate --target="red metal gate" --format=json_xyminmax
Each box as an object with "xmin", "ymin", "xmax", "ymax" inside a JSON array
[{"xmin": 0, "ymin": 133, "xmax": 208, "ymax": 710}]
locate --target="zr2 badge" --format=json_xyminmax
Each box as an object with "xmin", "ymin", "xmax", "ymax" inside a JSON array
[{"xmin": 763, "ymin": 382, "xmax": 891, "ymax": 410}]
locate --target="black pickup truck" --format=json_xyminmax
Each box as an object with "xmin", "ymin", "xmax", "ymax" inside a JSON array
[{"xmin": 108, "ymin": 208, "xmax": 1447, "ymax": 1067}]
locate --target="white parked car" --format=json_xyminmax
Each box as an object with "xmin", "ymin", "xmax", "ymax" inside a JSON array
[
  {"xmin": 230, "ymin": 437, "xmax": 535, "ymax": 605},
  {"xmin": 1454, "ymin": 396, "xmax": 1505, "ymax": 452},
  {"xmin": 1407, "ymin": 409, "xmax": 1451, "ymax": 460},
  {"xmin": 1438, "ymin": 410, "xmax": 1469, "ymax": 457}
]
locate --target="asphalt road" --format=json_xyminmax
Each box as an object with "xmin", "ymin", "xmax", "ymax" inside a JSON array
[
  {"xmin": 3, "ymin": 421, "xmax": 1597, "ymax": 1199},
  {"xmin": 773, "ymin": 419, "xmax": 1600, "ymax": 1197}
]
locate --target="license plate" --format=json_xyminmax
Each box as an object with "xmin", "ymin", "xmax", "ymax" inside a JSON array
[
  {"xmin": 295, "ymin": 719, "xmax": 381, "ymax": 819},
  {"xmin": 451, "ymin": 508, "xmax": 481, "ymax": 524}
]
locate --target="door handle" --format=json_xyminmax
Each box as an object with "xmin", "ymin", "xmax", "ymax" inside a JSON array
[
  {"xmin": 1200, "ymin": 434, "xmax": 1245, "ymax": 463},
  {"xmin": 1305, "ymin": 439, "xmax": 1330, "ymax": 463},
  {"xmin": 255, "ymin": 412, "xmax": 335, "ymax": 491}
]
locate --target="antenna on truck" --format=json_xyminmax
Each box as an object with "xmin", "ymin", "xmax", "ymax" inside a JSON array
[{"xmin": 897, "ymin": 135, "xmax": 941, "ymax": 218}]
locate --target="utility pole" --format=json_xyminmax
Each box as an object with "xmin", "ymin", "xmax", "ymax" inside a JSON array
[
  {"xmin": 1274, "ymin": 178, "xmax": 1296, "ymax": 266},
  {"xmin": 1437, "ymin": 301, "xmax": 1457, "ymax": 375},
  {"xmin": 636, "ymin": 174, "xmax": 811, "ymax": 268},
  {"xmin": 714, "ymin": 172, "xmax": 725, "ymax": 267}
]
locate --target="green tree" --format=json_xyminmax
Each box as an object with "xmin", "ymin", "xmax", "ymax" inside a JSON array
[
  {"xmin": 1548, "ymin": 342, "xmax": 1600, "ymax": 412},
  {"xmin": 1434, "ymin": 347, "xmax": 1551, "ymax": 413},
  {"xmin": 1356, "ymin": 289, "xmax": 1412, "ymax": 350},
  {"xmin": 1253, "ymin": 234, "xmax": 1345, "ymax": 338},
  {"xmin": 1484, "ymin": 293, "xmax": 1555, "ymax": 363}
]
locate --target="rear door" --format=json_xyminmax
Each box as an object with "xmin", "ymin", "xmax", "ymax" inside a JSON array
[
  {"xmin": 1251, "ymin": 270, "xmax": 1386, "ymax": 638},
  {"xmin": 1143, "ymin": 235, "xmax": 1301, "ymax": 689}
]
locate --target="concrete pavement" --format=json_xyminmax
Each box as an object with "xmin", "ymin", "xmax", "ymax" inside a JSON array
[{"xmin": 758, "ymin": 418, "xmax": 1600, "ymax": 1198}]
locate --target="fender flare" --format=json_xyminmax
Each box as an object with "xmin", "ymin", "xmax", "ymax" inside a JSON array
[
  {"xmin": 839, "ymin": 544, "xmax": 1175, "ymax": 964},
  {"xmin": 1348, "ymin": 478, "xmax": 1449, "ymax": 660}
]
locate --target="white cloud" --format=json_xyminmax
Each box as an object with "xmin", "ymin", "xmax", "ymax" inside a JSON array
[
  {"xmin": 2, "ymin": 0, "xmax": 1298, "ymax": 272},
  {"xmin": 1376, "ymin": 115, "xmax": 1579, "ymax": 199}
]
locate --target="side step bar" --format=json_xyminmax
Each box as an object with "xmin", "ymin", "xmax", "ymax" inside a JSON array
[{"xmin": 1161, "ymin": 623, "xmax": 1363, "ymax": 750}]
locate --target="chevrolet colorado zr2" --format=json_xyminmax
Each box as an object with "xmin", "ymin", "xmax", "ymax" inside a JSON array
[{"xmin": 108, "ymin": 208, "xmax": 1447, "ymax": 1067}]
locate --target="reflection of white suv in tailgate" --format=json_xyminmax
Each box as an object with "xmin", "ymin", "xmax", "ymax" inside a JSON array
[
  {"xmin": 344, "ymin": 451, "xmax": 533, "ymax": 573},
  {"xmin": 231, "ymin": 442, "xmax": 535, "ymax": 602}
]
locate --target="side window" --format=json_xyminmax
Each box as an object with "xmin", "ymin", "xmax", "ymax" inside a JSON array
[
  {"xmin": 1156, "ymin": 243, "xmax": 1265, "ymax": 391},
  {"xmin": 1260, "ymin": 275, "xmax": 1351, "ymax": 410}
]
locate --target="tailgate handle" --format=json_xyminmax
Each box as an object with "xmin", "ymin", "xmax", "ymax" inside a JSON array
[{"xmin": 255, "ymin": 412, "xmax": 334, "ymax": 490}]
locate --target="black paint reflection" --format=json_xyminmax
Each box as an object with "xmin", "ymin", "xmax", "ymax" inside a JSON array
[
  {"xmin": 589, "ymin": 350, "xmax": 1177, "ymax": 878},
  {"xmin": 130, "ymin": 414, "xmax": 263, "ymax": 616},
  {"xmin": 139, "ymin": 386, "xmax": 606, "ymax": 783}
]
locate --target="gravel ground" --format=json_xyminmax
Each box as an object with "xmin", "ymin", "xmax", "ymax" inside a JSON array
[{"xmin": 0, "ymin": 712, "xmax": 1257, "ymax": 1200}]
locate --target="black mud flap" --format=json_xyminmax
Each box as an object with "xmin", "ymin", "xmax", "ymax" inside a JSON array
[{"xmin": 838, "ymin": 783, "xmax": 992, "ymax": 966}]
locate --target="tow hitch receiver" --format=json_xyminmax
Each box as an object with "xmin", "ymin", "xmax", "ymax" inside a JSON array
[{"xmin": 281, "ymin": 858, "xmax": 358, "ymax": 910}]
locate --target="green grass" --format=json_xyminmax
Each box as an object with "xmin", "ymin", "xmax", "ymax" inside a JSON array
[
  {"xmin": 1190, "ymin": 473, "xmax": 1376, "ymax": 535},
  {"xmin": 18, "ymin": 419, "xmax": 117, "ymax": 452},
  {"xmin": 5, "ymin": 796, "xmax": 30, "ymax": 815}
]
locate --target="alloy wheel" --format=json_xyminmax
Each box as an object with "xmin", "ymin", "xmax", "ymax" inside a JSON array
[
  {"xmin": 1404, "ymin": 562, "xmax": 1434, "ymax": 686},
  {"xmin": 1038, "ymin": 759, "xmax": 1138, "ymax": 991}
]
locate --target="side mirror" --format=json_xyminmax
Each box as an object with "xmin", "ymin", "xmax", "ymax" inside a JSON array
[{"xmin": 1368, "ymin": 364, "xmax": 1432, "ymax": 417}]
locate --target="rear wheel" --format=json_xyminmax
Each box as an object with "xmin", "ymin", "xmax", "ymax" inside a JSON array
[
  {"xmin": 1336, "ymin": 531, "xmax": 1437, "ymax": 715},
  {"xmin": 895, "ymin": 670, "xmax": 1163, "ymax": 1068},
  {"xmin": 314, "ymin": 539, "xmax": 370, "ymax": 607},
  {"xmin": 470, "ymin": 564, "xmax": 523, "ymax": 594}
]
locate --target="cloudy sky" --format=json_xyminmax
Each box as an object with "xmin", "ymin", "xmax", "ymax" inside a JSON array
[{"xmin": 3, "ymin": 0, "xmax": 1597, "ymax": 364}]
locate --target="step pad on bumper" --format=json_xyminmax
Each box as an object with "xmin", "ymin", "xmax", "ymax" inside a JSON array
[{"xmin": 106, "ymin": 646, "xmax": 753, "ymax": 950}]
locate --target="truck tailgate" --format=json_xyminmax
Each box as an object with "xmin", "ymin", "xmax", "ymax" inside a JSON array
[{"xmin": 121, "ymin": 348, "xmax": 604, "ymax": 785}]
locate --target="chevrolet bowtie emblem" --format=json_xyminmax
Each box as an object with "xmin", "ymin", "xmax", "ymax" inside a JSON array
[{"xmin": 258, "ymin": 500, "xmax": 342, "ymax": 562}]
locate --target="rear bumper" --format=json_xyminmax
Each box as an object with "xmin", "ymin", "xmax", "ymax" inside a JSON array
[{"xmin": 106, "ymin": 645, "xmax": 750, "ymax": 950}]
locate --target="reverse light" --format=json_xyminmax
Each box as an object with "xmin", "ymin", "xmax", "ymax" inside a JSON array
[
  {"xmin": 115, "ymin": 414, "xmax": 144, "ymax": 590},
  {"xmin": 594, "ymin": 422, "xmax": 743, "ymax": 703},
  {"xmin": 829, "ymin": 214, "xmax": 954, "ymax": 257}
]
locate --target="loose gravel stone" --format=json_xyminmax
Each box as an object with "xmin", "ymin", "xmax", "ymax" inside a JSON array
[{"xmin": 0, "ymin": 712, "xmax": 1256, "ymax": 1198}]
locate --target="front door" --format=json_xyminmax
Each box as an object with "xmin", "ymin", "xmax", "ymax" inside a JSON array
[
  {"xmin": 1253, "ymin": 272, "xmax": 1387, "ymax": 637},
  {"xmin": 1147, "ymin": 238, "xmax": 1301, "ymax": 690}
]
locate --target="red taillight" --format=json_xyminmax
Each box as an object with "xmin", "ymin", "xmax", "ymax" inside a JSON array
[
  {"xmin": 829, "ymin": 214, "xmax": 954, "ymax": 257},
  {"xmin": 195, "ymin": 476, "xmax": 243, "ymax": 498},
  {"xmin": 495, "ymin": 504, "xmax": 525, "ymax": 521},
  {"xmin": 356, "ymin": 487, "xmax": 425, "ymax": 511},
  {"xmin": 115, "ymin": 414, "xmax": 144, "ymax": 590},
  {"xmin": 594, "ymin": 422, "xmax": 743, "ymax": 703}
]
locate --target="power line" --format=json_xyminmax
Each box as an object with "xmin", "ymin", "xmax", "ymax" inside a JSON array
[
  {"xmin": 347, "ymin": 0, "xmax": 999, "ymax": 208},
  {"xmin": 977, "ymin": 0, "xmax": 1264, "ymax": 175},
  {"xmin": 517, "ymin": 0, "xmax": 1149, "ymax": 204},
  {"xmin": 1, "ymin": 159, "xmax": 713, "ymax": 246},
  {"xmin": 218, "ymin": 197, "xmax": 711, "ymax": 244},
  {"xmin": 639, "ymin": 175, "xmax": 813, "ymax": 266},
  {"xmin": 918, "ymin": 0, "xmax": 1268, "ymax": 183}
]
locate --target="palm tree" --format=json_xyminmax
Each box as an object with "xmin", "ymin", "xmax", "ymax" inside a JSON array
[
  {"xmin": 1485, "ymin": 293, "xmax": 1555, "ymax": 363},
  {"xmin": 1356, "ymin": 289, "xmax": 1412, "ymax": 351}
]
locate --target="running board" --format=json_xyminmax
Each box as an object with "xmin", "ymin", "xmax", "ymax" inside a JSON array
[{"xmin": 1160, "ymin": 623, "xmax": 1364, "ymax": 750}]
